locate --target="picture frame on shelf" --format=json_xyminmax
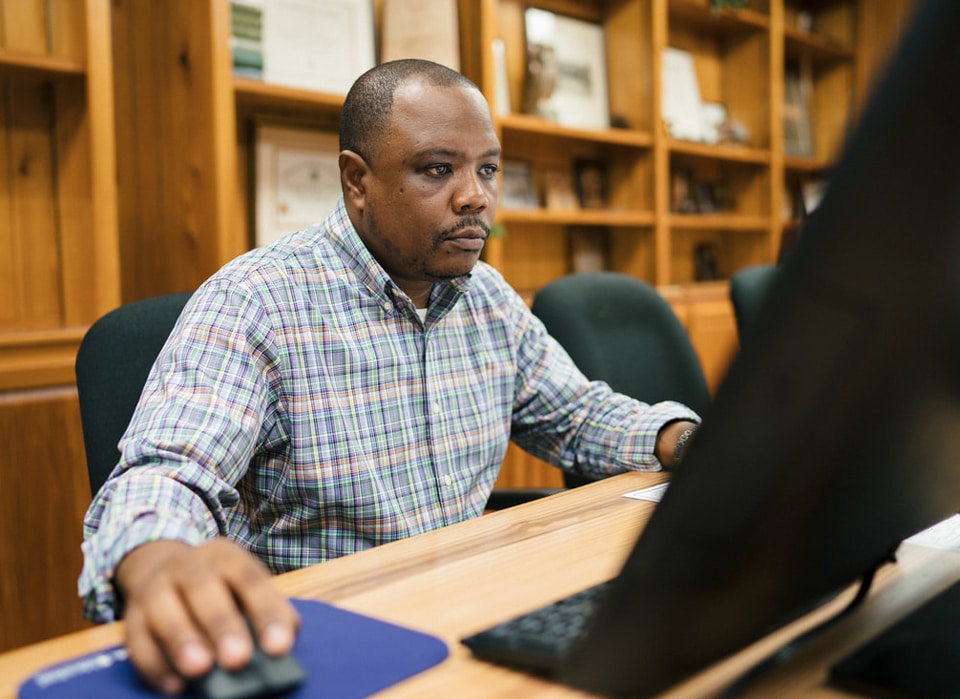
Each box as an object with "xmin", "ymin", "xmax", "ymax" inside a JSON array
[
  {"xmin": 544, "ymin": 169, "xmax": 580, "ymax": 211},
  {"xmin": 262, "ymin": 0, "xmax": 375, "ymax": 94},
  {"xmin": 662, "ymin": 47, "xmax": 707, "ymax": 142},
  {"xmin": 570, "ymin": 229, "xmax": 607, "ymax": 274},
  {"xmin": 380, "ymin": 0, "xmax": 460, "ymax": 70},
  {"xmin": 670, "ymin": 166, "xmax": 697, "ymax": 213},
  {"xmin": 253, "ymin": 121, "xmax": 342, "ymax": 247},
  {"xmin": 522, "ymin": 7, "xmax": 610, "ymax": 130},
  {"xmin": 500, "ymin": 159, "xmax": 538, "ymax": 210},
  {"xmin": 573, "ymin": 159, "xmax": 608, "ymax": 209}
]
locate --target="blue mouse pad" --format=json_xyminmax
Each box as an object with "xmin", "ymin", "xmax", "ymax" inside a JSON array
[{"xmin": 18, "ymin": 598, "xmax": 449, "ymax": 699}]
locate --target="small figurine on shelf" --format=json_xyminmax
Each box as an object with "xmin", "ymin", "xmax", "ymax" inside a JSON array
[
  {"xmin": 574, "ymin": 160, "xmax": 608, "ymax": 209},
  {"xmin": 694, "ymin": 243, "xmax": 720, "ymax": 281},
  {"xmin": 523, "ymin": 42, "xmax": 559, "ymax": 121},
  {"xmin": 670, "ymin": 168, "xmax": 698, "ymax": 213}
]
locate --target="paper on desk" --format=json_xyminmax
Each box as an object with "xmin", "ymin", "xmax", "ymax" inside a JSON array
[
  {"xmin": 623, "ymin": 483, "xmax": 669, "ymax": 503},
  {"xmin": 905, "ymin": 514, "xmax": 960, "ymax": 552}
]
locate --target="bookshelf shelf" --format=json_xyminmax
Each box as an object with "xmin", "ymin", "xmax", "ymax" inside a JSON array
[
  {"xmin": 669, "ymin": 140, "xmax": 772, "ymax": 165},
  {"xmin": 498, "ymin": 113, "xmax": 654, "ymax": 149},
  {"xmin": 233, "ymin": 76, "xmax": 345, "ymax": 113},
  {"xmin": 669, "ymin": 0, "xmax": 771, "ymax": 34},
  {"xmin": 0, "ymin": 48, "xmax": 85, "ymax": 80},
  {"xmin": 783, "ymin": 153, "xmax": 832, "ymax": 171},
  {"xmin": 498, "ymin": 208, "xmax": 656, "ymax": 227},
  {"xmin": 668, "ymin": 213, "xmax": 771, "ymax": 231},
  {"xmin": 784, "ymin": 26, "xmax": 855, "ymax": 61},
  {"xmin": 0, "ymin": 48, "xmax": 86, "ymax": 79}
]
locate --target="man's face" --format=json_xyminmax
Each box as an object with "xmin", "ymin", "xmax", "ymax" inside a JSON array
[{"xmin": 352, "ymin": 80, "xmax": 501, "ymax": 299}]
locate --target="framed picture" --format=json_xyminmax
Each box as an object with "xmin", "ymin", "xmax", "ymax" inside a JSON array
[
  {"xmin": 570, "ymin": 229, "xmax": 607, "ymax": 273},
  {"xmin": 500, "ymin": 159, "xmax": 538, "ymax": 209},
  {"xmin": 544, "ymin": 169, "xmax": 579, "ymax": 211},
  {"xmin": 254, "ymin": 121, "xmax": 341, "ymax": 247},
  {"xmin": 661, "ymin": 47, "xmax": 707, "ymax": 142},
  {"xmin": 262, "ymin": 0, "xmax": 375, "ymax": 94},
  {"xmin": 522, "ymin": 8, "xmax": 610, "ymax": 130},
  {"xmin": 380, "ymin": 0, "xmax": 460, "ymax": 70},
  {"xmin": 574, "ymin": 159, "xmax": 608, "ymax": 209}
]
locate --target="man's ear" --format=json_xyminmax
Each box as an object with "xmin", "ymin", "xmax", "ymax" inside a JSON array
[{"xmin": 340, "ymin": 150, "xmax": 368, "ymax": 210}]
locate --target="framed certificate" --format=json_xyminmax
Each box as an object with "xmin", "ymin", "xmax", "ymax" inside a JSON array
[
  {"xmin": 262, "ymin": 0, "xmax": 375, "ymax": 94},
  {"xmin": 254, "ymin": 122, "xmax": 341, "ymax": 247}
]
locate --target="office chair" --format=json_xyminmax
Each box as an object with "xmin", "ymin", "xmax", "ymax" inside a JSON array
[
  {"xmin": 531, "ymin": 272, "xmax": 711, "ymax": 488},
  {"xmin": 729, "ymin": 263, "xmax": 779, "ymax": 342},
  {"xmin": 74, "ymin": 291, "xmax": 548, "ymax": 509},
  {"xmin": 75, "ymin": 292, "xmax": 194, "ymax": 497}
]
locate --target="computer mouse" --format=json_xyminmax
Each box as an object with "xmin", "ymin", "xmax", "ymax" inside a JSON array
[{"xmin": 191, "ymin": 623, "xmax": 305, "ymax": 699}]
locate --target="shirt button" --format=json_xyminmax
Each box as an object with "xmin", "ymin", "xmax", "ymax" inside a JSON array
[
  {"xmin": 382, "ymin": 302, "xmax": 393, "ymax": 312},
  {"xmin": 433, "ymin": 401, "xmax": 441, "ymax": 414},
  {"xmin": 443, "ymin": 475, "xmax": 453, "ymax": 487}
]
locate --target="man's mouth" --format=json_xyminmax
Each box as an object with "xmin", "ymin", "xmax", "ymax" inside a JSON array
[
  {"xmin": 442, "ymin": 221, "xmax": 489, "ymax": 251},
  {"xmin": 444, "ymin": 232, "xmax": 487, "ymax": 251}
]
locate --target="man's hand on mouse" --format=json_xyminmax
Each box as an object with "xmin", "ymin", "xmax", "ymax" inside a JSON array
[{"xmin": 114, "ymin": 538, "xmax": 301, "ymax": 695}]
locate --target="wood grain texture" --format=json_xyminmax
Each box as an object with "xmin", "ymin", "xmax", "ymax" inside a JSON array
[{"xmin": 0, "ymin": 388, "xmax": 92, "ymax": 653}]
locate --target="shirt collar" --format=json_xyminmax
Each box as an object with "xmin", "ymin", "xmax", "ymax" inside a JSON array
[{"xmin": 323, "ymin": 198, "xmax": 475, "ymax": 321}]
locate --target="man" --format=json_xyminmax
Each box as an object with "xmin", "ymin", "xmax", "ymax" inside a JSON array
[{"xmin": 80, "ymin": 59, "xmax": 699, "ymax": 693}]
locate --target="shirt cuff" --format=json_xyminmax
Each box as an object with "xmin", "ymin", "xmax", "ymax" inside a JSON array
[
  {"xmin": 79, "ymin": 478, "xmax": 220, "ymax": 624},
  {"xmin": 616, "ymin": 400, "xmax": 701, "ymax": 471}
]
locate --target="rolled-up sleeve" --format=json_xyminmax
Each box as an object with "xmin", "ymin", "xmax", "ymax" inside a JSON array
[{"xmin": 508, "ymin": 301, "xmax": 700, "ymax": 478}]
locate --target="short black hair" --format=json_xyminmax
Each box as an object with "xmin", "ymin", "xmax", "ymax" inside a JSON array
[{"xmin": 339, "ymin": 59, "xmax": 479, "ymax": 166}]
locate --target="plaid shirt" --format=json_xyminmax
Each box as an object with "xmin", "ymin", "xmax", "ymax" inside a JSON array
[{"xmin": 79, "ymin": 199, "xmax": 698, "ymax": 622}]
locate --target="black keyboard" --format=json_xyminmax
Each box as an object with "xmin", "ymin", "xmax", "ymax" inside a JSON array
[{"xmin": 461, "ymin": 580, "xmax": 612, "ymax": 672}]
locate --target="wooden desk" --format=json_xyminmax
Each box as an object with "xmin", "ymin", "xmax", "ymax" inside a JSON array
[{"xmin": 2, "ymin": 471, "xmax": 960, "ymax": 698}]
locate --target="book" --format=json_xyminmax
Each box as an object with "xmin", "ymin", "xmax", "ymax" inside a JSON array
[{"xmin": 230, "ymin": 1, "xmax": 263, "ymax": 76}]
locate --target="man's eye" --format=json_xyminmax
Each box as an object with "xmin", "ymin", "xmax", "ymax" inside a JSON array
[
  {"xmin": 426, "ymin": 164, "xmax": 452, "ymax": 176},
  {"xmin": 481, "ymin": 164, "xmax": 500, "ymax": 178}
]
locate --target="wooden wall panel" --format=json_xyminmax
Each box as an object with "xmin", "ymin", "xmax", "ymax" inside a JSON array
[
  {"xmin": 0, "ymin": 388, "xmax": 92, "ymax": 652},
  {"xmin": 111, "ymin": 0, "xmax": 240, "ymax": 304},
  {"xmin": 47, "ymin": 0, "xmax": 86, "ymax": 61},
  {"xmin": 57, "ymin": 0, "xmax": 121, "ymax": 327},
  {"xmin": 0, "ymin": 81, "xmax": 11, "ymax": 328},
  {"xmin": 0, "ymin": 0, "xmax": 45, "ymax": 52},
  {"xmin": 0, "ymin": 82, "xmax": 63, "ymax": 332}
]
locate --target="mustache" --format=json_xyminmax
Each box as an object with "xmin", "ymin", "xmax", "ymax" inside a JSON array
[{"xmin": 439, "ymin": 217, "xmax": 490, "ymax": 239}]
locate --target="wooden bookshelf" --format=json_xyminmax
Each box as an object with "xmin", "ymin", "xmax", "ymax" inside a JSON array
[{"xmin": 99, "ymin": 0, "xmax": 920, "ymax": 482}]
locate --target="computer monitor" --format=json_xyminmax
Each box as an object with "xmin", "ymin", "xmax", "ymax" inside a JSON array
[{"xmin": 558, "ymin": 0, "xmax": 960, "ymax": 695}]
